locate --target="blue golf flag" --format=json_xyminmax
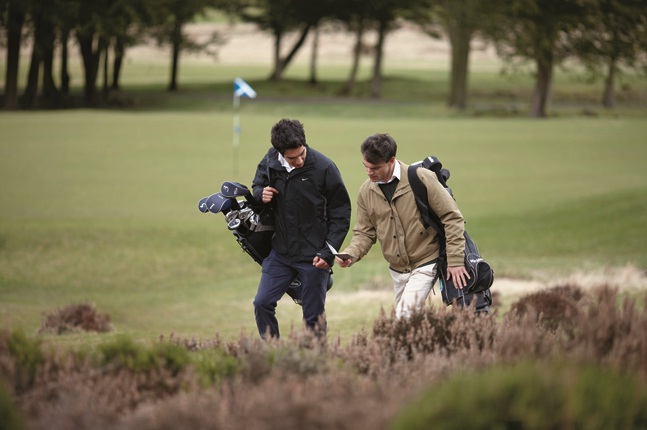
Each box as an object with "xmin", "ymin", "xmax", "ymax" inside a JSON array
[{"xmin": 234, "ymin": 77, "xmax": 257, "ymax": 98}]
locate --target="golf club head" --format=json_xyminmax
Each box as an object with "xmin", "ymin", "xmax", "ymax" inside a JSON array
[
  {"xmin": 227, "ymin": 218, "xmax": 241, "ymax": 230},
  {"xmin": 198, "ymin": 196, "xmax": 209, "ymax": 213},
  {"xmin": 225, "ymin": 210, "xmax": 239, "ymax": 223},
  {"xmin": 206, "ymin": 192, "xmax": 233, "ymax": 214},
  {"xmin": 221, "ymin": 181, "xmax": 251, "ymax": 199}
]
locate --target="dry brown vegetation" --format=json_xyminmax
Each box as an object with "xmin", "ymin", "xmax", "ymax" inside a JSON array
[
  {"xmin": 38, "ymin": 303, "xmax": 113, "ymax": 335},
  {"xmin": 2, "ymin": 279, "xmax": 647, "ymax": 430}
]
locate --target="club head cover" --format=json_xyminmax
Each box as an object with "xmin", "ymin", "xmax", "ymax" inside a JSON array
[
  {"xmin": 221, "ymin": 181, "xmax": 251, "ymax": 199},
  {"xmin": 198, "ymin": 196, "xmax": 209, "ymax": 213},
  {"xmin": 422, "ymin": 156, "xmax": 443, "ymax": 173},
  {"xmin": 206, "ymin": 192, "xmax": 233, "ymax": 214},
  {"xmin": 440, "ymin": 168, "xmax": 450, "ymax": 183}
]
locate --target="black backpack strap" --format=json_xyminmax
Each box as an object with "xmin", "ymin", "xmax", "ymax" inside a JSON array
[
  {"xmin": 407, "ymin": 165, "xmax": 448, "ymax": 260},
  {"xmin": 407, "ymin": 165, "xmax": 448, "ymax": 294}
]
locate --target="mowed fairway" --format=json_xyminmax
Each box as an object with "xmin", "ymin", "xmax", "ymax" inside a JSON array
[{"xmin": 1, "ymin": 108, "xmax": 646, "ymax": 344}]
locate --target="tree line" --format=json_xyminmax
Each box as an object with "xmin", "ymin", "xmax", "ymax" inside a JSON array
[{"xmin": 1, "ymin": 0, "xmax": 646, "ymax": 117}]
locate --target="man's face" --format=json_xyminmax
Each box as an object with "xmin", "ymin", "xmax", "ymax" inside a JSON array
[
  {"xmin": 363, "ymin": 157, "xmax": 395, "ymax": 183},
  {"xmin": 283, "ymin": 146, "xmax": 307, "ymax": 169}
]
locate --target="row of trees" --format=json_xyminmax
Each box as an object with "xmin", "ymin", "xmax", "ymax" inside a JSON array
[
  {"xmin": 0, "ymin": 0, "xmax": 214, "ymax": 109},
  {"xmin": 1, "ymin": 0, "xmax": 646, "ymax": 116}
]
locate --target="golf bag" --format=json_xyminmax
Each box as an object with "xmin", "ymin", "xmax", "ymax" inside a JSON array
[
  {"xmin": 408, "ymin": 157, "xmax": 494, "ymax": 313},
  {"xmin": 198, "ymin": 181, "xmax": 332, "ymax": 305}
]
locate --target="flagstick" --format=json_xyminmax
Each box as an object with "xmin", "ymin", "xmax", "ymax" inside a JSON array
[
  {"xmin": 232, "ymin": 77, "xmax": 256, "ymax": 177},
  {"xmin": 233, "ymin": 93, "xmax": 240, "ymax": 176}
]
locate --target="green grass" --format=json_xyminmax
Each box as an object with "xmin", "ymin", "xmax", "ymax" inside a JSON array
[
  {"xmin": 1, "ymin": 57, "xmax": 647, "ymax": 345},
  {"xmin": 2, "ymin": 108, "xmax": 646, "ymax": 344}
]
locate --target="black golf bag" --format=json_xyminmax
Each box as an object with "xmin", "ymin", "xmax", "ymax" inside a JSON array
[
  {"xmin": 408, "ymin": 156, "xmax": 494, "ymax": 313},
  {"xmin": 199, "ymin": 181, "xmax": 332, "ymax": 305}
]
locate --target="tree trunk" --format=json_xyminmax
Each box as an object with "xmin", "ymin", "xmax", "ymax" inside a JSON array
[
  {"xmin": 60, "ymin": 27, "xmax": 71, "ymax": 95},
  {"xmin": 41, "ymin": 27, "xmax": 58, "ymax": 103},
  {"xmin": 602, "ymin": 57, "xmax": 617, "ymax": 108},
  {"xmin": 370, "ymin": 21, "xmax": 388, "ymax": 99},
  {"xmin": 168, "ymin": 15, "xmax": 182, "ymax": 92},
  {"xmin": 530, "ymin": 54, "xmax": 553, "ymax": 118},
  {"xmin": 23, "ymin": 39, "xmax": 42, "ymax": 109},
  {"xmin": 270, "ymin": 25, "xmax": 311, "ymax": 81},
  {"xmin": 447, "ymin": 24, "xmax": 472, "ymax": 110},
  {"xmin": 102, "ymin": 44, "xmax": 109, "ymax": 102},
  {"xmin": 309, "ymin": 25, "xmax": 319, "ymax": 85},
  {"xmin": 342, "ymin": 22, "xmax": 364, "ymax": 96},
  {"xmin": 3, "ymin": 1, "xmax": 25, "ymax": 110},
  {"xmin": 112, "ymin": 38, "xmax": 125, "ymax": 90},
  {"xmin": 77, "ymin": 32, "xmax": 102, "ymax": 105},
  {"xmin": 76, "ymin": 2, "xmax": 104, "ymax": 106},
  {"xmin": 272, "ymin": 30, "xmax": 283, "ymax": 81}
]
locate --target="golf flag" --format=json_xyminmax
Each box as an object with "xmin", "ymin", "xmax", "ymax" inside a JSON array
[
  {"xmin": 234, "ymin": 77, "xmax": 256, "ymax": 98},
  {"xmin": 232, "ymin": 78, "xmax": 256, "ymax": 175}
]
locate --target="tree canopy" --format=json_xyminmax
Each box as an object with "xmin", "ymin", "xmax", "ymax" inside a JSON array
[{"xmin": 1, "ymin": 0, "xmax": 645, "ymax": 114}]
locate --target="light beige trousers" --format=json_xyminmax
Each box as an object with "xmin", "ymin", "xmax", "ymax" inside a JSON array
[{"xmin": 389, "ymin": 263, "xmax": 438, "ymax": 319}]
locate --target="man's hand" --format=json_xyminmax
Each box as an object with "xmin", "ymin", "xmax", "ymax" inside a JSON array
[
  {"xmin": 335, "ymin": 256, "xmax": 354, "ymax": 268},
  {"xmin": 313, "ymin": 256, "xmax": 330, "ymax": 270},
  {"xmin": 262, "ymin": 186, "xmax": 278, "ymax": 203},
  {"xmin": 446, "ymin": 265, "xmax": 470, "ymax": 289}
]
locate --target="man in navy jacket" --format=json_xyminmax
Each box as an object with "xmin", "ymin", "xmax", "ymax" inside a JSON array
[{"xmin": 251, "ymin": 118, "xmax": 351, "ymax": 338}]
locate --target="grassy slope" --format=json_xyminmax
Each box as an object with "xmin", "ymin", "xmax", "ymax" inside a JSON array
[
  {"xmin": 1, "ymin": 104, "xmax": 646, "ymax": 344},
  {"xmin": 1, "ymin": 41, "xmax": 646, "ymax": 343}
]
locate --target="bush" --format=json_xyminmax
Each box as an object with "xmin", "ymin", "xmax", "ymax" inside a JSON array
[
  {"xmin": 38, "ymin": 303, "xmax": 113, "ymax": 335},
  {"xmin": 391, "ymin": 361, "xmax": 647, "ymax": 430},
  {"xmin": 370, "ymin": 305, "xmax": 496, "ymax": 363},
  {"xmin": 508, "ymin": 285, "xmax": 582, "ymax": 332}
]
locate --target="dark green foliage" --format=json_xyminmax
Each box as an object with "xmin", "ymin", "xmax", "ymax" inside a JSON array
[
  {"xmin": 0, "ymin": 380, "xmax": 24, "ymax": 430},
  {"xmin": 391, "ymin": 361, "xmax": 647, "ymax": 430},
  {"xmin": 2, "ymin": 330, "xmax": 44, "ymax": 393},
  {"xmin": 98, "ymin": 335, "xmax": 190, "ymax": 374},
  {"xmin": 191, "ymin": 349, "xmax": 242, "ymax": 386}
]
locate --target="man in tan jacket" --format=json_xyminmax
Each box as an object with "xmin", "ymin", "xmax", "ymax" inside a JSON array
[{"xmin": 336, "ymin": 133, "xmax": 469, "ymax": 318}]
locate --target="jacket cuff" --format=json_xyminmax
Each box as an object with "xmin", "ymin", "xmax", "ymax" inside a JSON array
[
  {"xmin": 447, "ymin": 255, "xmax": 464, "ymax": 267},
  {"xmin": 317, "ymin": 249, "xmax": 334, "ymax": 267}
]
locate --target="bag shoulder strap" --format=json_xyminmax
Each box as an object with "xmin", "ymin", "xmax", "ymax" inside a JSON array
[
  {"xmin": 407, "ymin": 165, "xmax": 446, "ymax": 255},
  {"xmin": 407, "ymin": 166, "xmax": 444, "ymax": 237}
]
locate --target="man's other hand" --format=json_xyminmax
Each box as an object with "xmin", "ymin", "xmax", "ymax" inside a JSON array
[{"xmin": 446, "ymin": 265, "xmax": 470, "ymax": 289}]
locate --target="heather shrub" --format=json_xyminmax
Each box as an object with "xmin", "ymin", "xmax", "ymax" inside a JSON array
[
  {"xmin": 370, "ymin": 305, "xmax": 496, "ymax": 363},
  {"xmin": 1, "ymin": 279, "xmax": 645, "ymax": 430},
  {"xmin": 568, "ymin": 285, "xmax": 647, "ymax": 373},
  {"xmin": 38, "ymin": 303, "xmax": 113, "ymax": 335},
  {"xmin": 508, "ymin": 285, "xmax": 581, "ymax": 332},
  {"xmin": 391, "ymin": 361, "xmax": 647, "ymax": 430}
]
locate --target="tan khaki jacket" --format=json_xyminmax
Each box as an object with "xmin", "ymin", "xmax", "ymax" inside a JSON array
[{"xmin": 342, "ymin": 161, "xmax": 465, "ymax": 272}]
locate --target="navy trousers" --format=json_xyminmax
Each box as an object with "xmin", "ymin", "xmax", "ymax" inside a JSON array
[{"xmin": 253, "ymin": 249, "xmax": 328, "ymax": 338}]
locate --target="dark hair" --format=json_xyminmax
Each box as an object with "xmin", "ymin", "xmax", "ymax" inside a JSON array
[
  {"xmin": 360, "ymin": 133, "xmax": 397, "ymax": 164},
  {"xmin": 271, "ymin": 119, "xmax": 306, "ymax": 154}
]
